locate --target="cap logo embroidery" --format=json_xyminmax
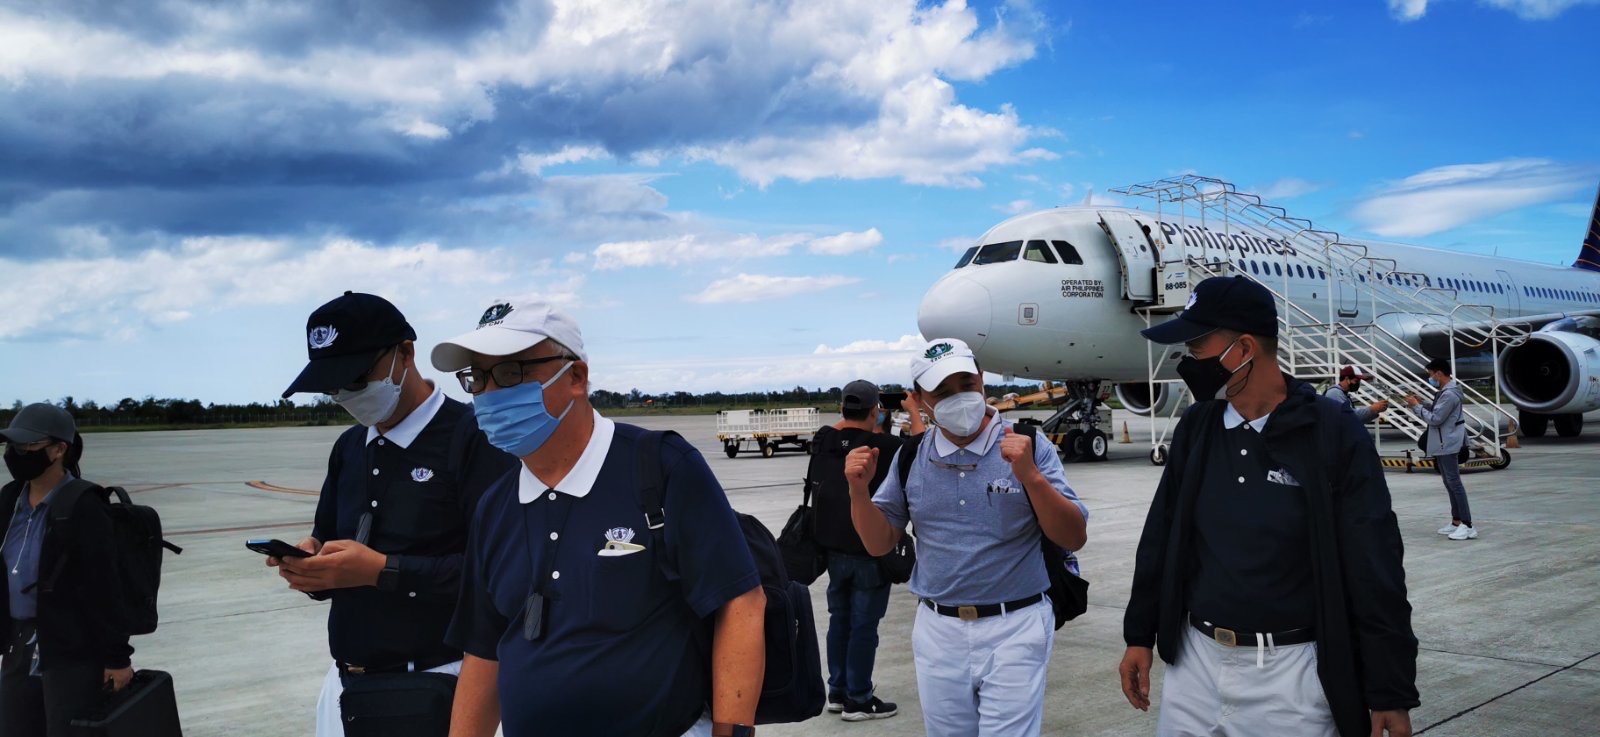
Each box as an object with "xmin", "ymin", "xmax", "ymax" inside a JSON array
[
  {"xmin": 478, "ymin": 303, "xmax": 514, "ymax": 329},
  {"xmin": 307, "ymin": 325, "xmax": 339, "ymax": 350},
  {"xmin": 411, "ymin": 467, "xmax": 434, "ymax": 482},
  {"xmin": 1185, "ymin": 292, "xmax": 1199, "ymax": 310},
  {"xmin": 924, "ymin": 342, "xmax": 953, "ymax": 361}
]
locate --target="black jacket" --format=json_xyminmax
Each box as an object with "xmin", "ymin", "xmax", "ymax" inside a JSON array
[
  {"xmin": 0, "ymin": 479, "xmax": 133, "ymax": 671},
  {"xmin": 1124, "ymin": 377, "xmax": 1419, "ymax": 737}
]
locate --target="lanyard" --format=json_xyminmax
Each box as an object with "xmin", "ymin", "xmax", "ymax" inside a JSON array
[{"xmin": 518, "ymin": 490, "xmax": 575, "ymax": 641}]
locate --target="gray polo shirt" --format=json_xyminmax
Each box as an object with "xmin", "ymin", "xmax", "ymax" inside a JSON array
[{"xmin": 872, "ymin": 414, "xmax": 1087, "ymax": 606}]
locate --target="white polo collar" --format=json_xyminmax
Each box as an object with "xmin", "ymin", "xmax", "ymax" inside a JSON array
[
  {"xmin": 519, "ymin": 410, "xmax": 615, "ymax": 504},
  {"xmin": 366, "ymin": 383, "xmax": 444, "ymax": 449},
  {"xmin": 1223, "ymin": 402, "xmax": 1270, "ymax": 433},
  {"xmin": 932, "ymin": 409, "xmax": 1003, "ymax": 457}
]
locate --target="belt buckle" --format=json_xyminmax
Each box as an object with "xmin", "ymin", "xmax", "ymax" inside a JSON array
[
  {"xmin": 1213, "ymin": 627, "xmax": 1238, "ymax": 648},
  {"xmin": 345, "ymin": 665, "xmax": 367, "ymax": 675},
  {"xmin": 957, "ymin": 605, "xmax": 979, "ymax": 621}
]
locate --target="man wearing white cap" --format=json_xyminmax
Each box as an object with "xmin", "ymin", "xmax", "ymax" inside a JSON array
[
  {"xmin": 843, "ymin": 338, "xmax": 1088, "ymax": 736},
  {"xmin": 435, "ymin": 298, "xmax": 766, "ymax": 737}
]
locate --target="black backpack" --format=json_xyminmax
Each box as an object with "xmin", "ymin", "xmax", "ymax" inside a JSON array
[
  {"xmin": 44, "ymin": 480, "xmax": 183, "ymax": 636},
  {"xmin": 895, "ymin": 424, "xmax": 1087, "ymax": 629},
  {"xmin": 637, "ymin": 431, "xmax": 825, "ymax": 725}
]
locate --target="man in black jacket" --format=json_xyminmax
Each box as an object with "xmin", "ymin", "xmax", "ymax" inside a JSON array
[{"xmin": 1117, "ymin": 276, "xmax": 1418, "ymax": 737}]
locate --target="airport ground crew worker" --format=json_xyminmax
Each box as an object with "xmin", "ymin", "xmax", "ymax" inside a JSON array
[
  {"xmin": 845, "ymin": 338, "xmax": 1088, "ymax": 737},
  {"xmin": 1325, "ymin": 365, "xmax": 1389, "ymax": 422},
  {"xmin": 275, "ymin": 292, "xmax": 516, "ymax": 737},
  {"xmin": 0, "ymin": 404, "xmax": 133, "ymax": 737},
  {"xmin": 435, "ymin": 298, "xmax": 765, "ymax": 737},
  {"xmin": 1119, "ymin": 276, "xmax": 1418, "ymax": 737},
  {"xmin": 1407, "ymin": 358, "xmax": 1476, "ymax": 540},
  {"xmin": 812, "ymin": 380, "xmax": 903, "ymax": 721}
]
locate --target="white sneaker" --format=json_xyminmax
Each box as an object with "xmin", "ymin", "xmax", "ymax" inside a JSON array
[
  {"xmin": 1437, "ymin": 524, "xmax": 1459, "ymax": 535},
  {"xmin": 1448, "ymin": 525, "xmax": 1478, "ymax": 540}
]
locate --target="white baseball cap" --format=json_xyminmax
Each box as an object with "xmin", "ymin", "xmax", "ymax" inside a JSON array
[
  {"xmin": 430, "ymin": 298, "xmax": 588, "ymax": 372},
  {"xmin": 911, "ymin": 338, "xmax": 980, "ymax": 391}
]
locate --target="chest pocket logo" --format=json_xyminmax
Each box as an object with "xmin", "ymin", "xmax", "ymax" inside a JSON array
[
  {"xmin": 1266, "ymin": 468, "xmax": 1301, "ymax": 487},
  {"xmin": 411, "ymin": 467, "xmax": 435, "ymax": 482},
  {"xmin": 598, "ymin": 526, "xmax": 645, "ymax": 557}
]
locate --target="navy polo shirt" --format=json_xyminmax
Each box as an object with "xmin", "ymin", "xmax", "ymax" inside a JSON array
[{"xmin": 448, "ymin": 416, "xmax": 759, "ymax": 737}]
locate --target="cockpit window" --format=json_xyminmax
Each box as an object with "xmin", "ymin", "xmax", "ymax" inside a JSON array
[
  {"xmin": 1024, "ymin": 240, "xmax": 1057, "ymax": 264},
  {"xmin": 955, "ymin": 246, "xmax": 978, "ymax": 269},
  {"xmin": 973, "ymin": 240, "xmax": 1023, "ymax": 265},
  {"xmin": 1052, "ymin": 240, "xmax": 1084, "ymax": 265}
]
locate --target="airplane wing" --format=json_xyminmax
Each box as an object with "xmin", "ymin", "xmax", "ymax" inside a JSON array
[{"xmin": 1418, "ymin": 309, "xmax": 1600, "ymax": 355}]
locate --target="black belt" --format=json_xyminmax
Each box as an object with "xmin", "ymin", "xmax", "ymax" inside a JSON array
[
  {"xmin": 338, "ymin": 655, "xmax": 456, "ymax": 676},
  {"xmin": 923, "ymin": 592, "xmax": 1044, "ymax": 621},
  {"xmin": 1189, "ymin": 614, "xmax": 1314, "ymax": 648}
]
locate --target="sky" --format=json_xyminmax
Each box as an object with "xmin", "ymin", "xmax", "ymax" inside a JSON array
[{"xmin": 2, "ymin": 0, "xmax": 1598, "ymax": 406}]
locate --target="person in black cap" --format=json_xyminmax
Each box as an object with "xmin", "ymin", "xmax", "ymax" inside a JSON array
[
  {"xmin": 0, "ymin": 404, "xmax": 133, "ymax": 737},
  {"xmin": 1405, "ymin": 358, "xmax": 1475, "ymax": 540},
  {"xmin": 807, "ymin": 380, "xmax": 904, "ymax": 721},
  {"xmin": 271, "ymin": 292, "xmax": 516, "ymax": 737},
  {"xmin": 1117, "ymin": 276, "xmax": 1418, "ymax": 737}
]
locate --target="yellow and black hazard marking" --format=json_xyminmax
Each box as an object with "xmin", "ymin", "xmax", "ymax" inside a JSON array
[{"xmin": 1378, "ymin": 456, "xmax": 1505, "ymax": 473}]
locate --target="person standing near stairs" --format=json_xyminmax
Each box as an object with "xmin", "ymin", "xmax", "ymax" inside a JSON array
[
  {"xmin": 1405, "ymin": 358, "xmax": 1476, "ymax": 541},
  {"xmin": 1325, "ymin": 365, "xmax": 1389, "ymax": 423}
]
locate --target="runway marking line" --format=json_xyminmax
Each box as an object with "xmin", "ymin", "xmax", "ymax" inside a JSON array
[{"xmin": 246, "ymin": 481, "xmax": 320, "ymax": 496}]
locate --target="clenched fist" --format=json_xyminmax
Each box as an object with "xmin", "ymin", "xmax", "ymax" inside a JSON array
[
  {"xmin": 845, "ymin": 446, "xmax": 880, "ymax": 492},
  {"xmin": 1000, "ymin": 425, "xmax": 1037, "ymax": 477}
]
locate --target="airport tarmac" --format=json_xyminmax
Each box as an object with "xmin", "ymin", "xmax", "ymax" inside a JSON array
[{"xmin": 85, "ymin": 408, "xmax": 1599, "ymax": 736}]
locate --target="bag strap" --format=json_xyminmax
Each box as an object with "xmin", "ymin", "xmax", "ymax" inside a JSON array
[
  {"xmin": 47, "ymin": 478, "xmax": 100, "ymax": 524},
  {"xmin": 637, "ymin": 429, "xmax": 682, "ymax": 583}
]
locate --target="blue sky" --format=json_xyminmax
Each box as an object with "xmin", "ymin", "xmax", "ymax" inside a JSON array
[{"xmin": 2, "ymin": 0, "xmax": 1597, "ymax": 406}]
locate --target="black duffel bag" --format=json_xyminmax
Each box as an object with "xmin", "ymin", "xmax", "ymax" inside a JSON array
[
  {"xmin": 777, "ymin": 480, "xmax": 826, "ymax": 585},
  {"xmin": 339, "ymin": 672, "xmax": 457, "ymax": 737},
  {"xmin": 69, "ymin": 669, "xmax": 183, "ymax": 737}
]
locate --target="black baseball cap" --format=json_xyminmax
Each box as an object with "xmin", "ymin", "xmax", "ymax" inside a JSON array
[
  {"xmin": 1140, "ymin": 276, "xmax": 1278, "ymax": 345},
  {"xmin": 282, "ymin": 292, "xmax": 417, "ymax": 398},
  {"xmin": 842, "ymin": 380, "xmax": 880, "ymax": 411}
]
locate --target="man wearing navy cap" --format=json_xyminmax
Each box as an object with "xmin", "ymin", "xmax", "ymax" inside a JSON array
[
  {"xmin": 1118, "ymin": 276, "xmax": 1418, "ymax": 737},
  {"xmin": 273, "ymin": 291, "xmax": 516, "ymax": 737},
  {"xmin": 435, "ymin": 297, "xmax": 765, "ymax": 737}
]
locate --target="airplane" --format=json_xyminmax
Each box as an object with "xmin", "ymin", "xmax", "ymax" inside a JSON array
[{"xmin": 916, "ymin": 176, "xmax": 1600, "ymax": 464}]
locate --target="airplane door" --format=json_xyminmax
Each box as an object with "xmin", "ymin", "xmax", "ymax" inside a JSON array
[
  {"xmin": 1497, "ymin": 270, "xmax": 1521, "ymax": 314},
  {"xmin": 1337, "ymin": 268, "xmax": 1359, "ymax": 318},
  {"xmin": 1098, "ymin": 211, "xmax": 1158, "ymax": 301}
]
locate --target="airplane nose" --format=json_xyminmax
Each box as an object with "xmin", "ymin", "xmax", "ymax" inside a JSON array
[{"xmin": 917, "ymin": 275, "xmax": 992, "ymax": 351}]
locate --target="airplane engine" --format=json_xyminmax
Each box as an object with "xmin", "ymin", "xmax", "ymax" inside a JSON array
[
  {"xmin": 1498, "ymin": 330, "xmax": 1600, "ymax": 415},
  {"xmin": 1115, "ymin": 382, "xmax": 1188, "ymax": 417}
]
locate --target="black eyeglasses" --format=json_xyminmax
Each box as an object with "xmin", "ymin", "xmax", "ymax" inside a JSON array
[
  {"xmin": 456, "ymin": 355, "xmax": 575, "ymax": 395},
  {"xmin": 334, "ymin": 347, "xmax": 398, "ymax": 394}
]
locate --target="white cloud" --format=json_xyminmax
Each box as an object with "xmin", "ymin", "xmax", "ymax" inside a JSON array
[
  {"xmin": 937, "ymin": 235, "xmax": 977, "ymax": 251},
  {"xmin": 1349, "ymin": 158, "xmax": 1594, "ymax": 238},
  {"xmin": 1254, "ymin": 177, "xmax": 1322, "ymax": 201},
  {"xmin": 808, "ymin": 228, "xmax": 884, "ymax": 255},
  {"xmin": 1389, "ymin": 0, "xmax": 1429, "ymax": 20},
  {"xmin": 591, "ymin": 233, "xmax": 810, "ymax": 270},
  {"xmin": 997, "ymin": 199, "xmax": 1036, "ymax": 215},
  {"xmin": 399, "ymin": 119, "xmax": 451, "ymax": 140},
  {"xmin": 518, "ymin": 146, "xmax": 610, "ymax": 175},
  {"xmin": 0, "ymin": 236, "xmax": 522, "ymax": 341},
  {"xmin": 563, "ymin": 252, "xmax": 589, "ymax": 265},
  {"xmin": 814, "ymin": 335, "xmax": 925, "ymax": 354},
  {"xmin": 686, "ymin": 274, "xmax": 860, "ymax": 304}
]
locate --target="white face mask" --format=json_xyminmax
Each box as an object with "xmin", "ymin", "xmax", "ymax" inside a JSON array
[
  {"xmin": 333, "ymin": 351, "xmax": 407, "ymax": 427},
  {"xmin": 932, "ymin": 391, "xmax": 988, "ymax": 437}
]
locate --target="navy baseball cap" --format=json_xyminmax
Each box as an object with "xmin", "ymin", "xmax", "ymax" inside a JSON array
[
  {"xmin": 1140, "ymin": 276, "xmax": 1278, "ymax": 345},
  {"xmin": 282, "ymin": 292, "xmax": 417, "ymax": 398}
]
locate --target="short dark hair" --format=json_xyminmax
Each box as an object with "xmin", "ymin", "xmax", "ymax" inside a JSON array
[
  {"xmin": 1426, "ymin": 358, "xmax": 1453, "ymax": 376},
  {"xmin": 841, "ymin": 406, "xmax": 872, "ymax": 421}
]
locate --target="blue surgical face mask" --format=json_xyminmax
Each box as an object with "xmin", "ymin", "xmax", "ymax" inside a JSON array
[
  {"xmin": 1427, "ymin": 375, "xmax": 1441, "ymax": 388},
  {"xmin": 473, "ymin": 361, "xmax": 576, "ymax": 457}
]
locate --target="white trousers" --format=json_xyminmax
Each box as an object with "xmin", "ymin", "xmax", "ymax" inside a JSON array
[
  {"xmin": 911, "ymin": 597, "xmax": 1054, "ymax": 737},
  {"xmin": 1157, "ymin": 625, "xmax": 1337, "ymax": 737},
  {"xmin": 315, "ymin": 660, "xmax": 464, "ymax": 737}
]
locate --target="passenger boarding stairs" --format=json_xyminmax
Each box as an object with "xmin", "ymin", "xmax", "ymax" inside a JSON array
[{"xmin": 1114, "ymin": 175, "xmax": 1518, "ymax": 468}]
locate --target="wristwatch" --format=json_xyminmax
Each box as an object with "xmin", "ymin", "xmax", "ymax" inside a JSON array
[
  {"xmin": 376, "ymin": 555, "xmax": 401, "ymax": 591},
  {"xmin": 711, "ymin": 723, "xmax": 755, "ymax": 737}
]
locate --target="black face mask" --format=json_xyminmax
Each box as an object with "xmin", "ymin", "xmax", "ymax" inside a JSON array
[
  {"xmin": 1176, "ymin": 339, "xmax": 1252, "ymax": 400},
  {"xmin": 1348, "ymin": 380, "xmax": 1362, "ymax": 392},
  {"xmin": 3, "ymin": 445, "xmax": 54, "ymax": 483}
]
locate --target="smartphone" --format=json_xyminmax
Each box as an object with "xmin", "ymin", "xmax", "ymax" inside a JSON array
[
  {"xmin": 880, "ymin": 391, "xmax": 907, "ymax": 411},
  {"xmin": 246, "ymin": 538, "xmax": 312, "ymax": 559}
]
